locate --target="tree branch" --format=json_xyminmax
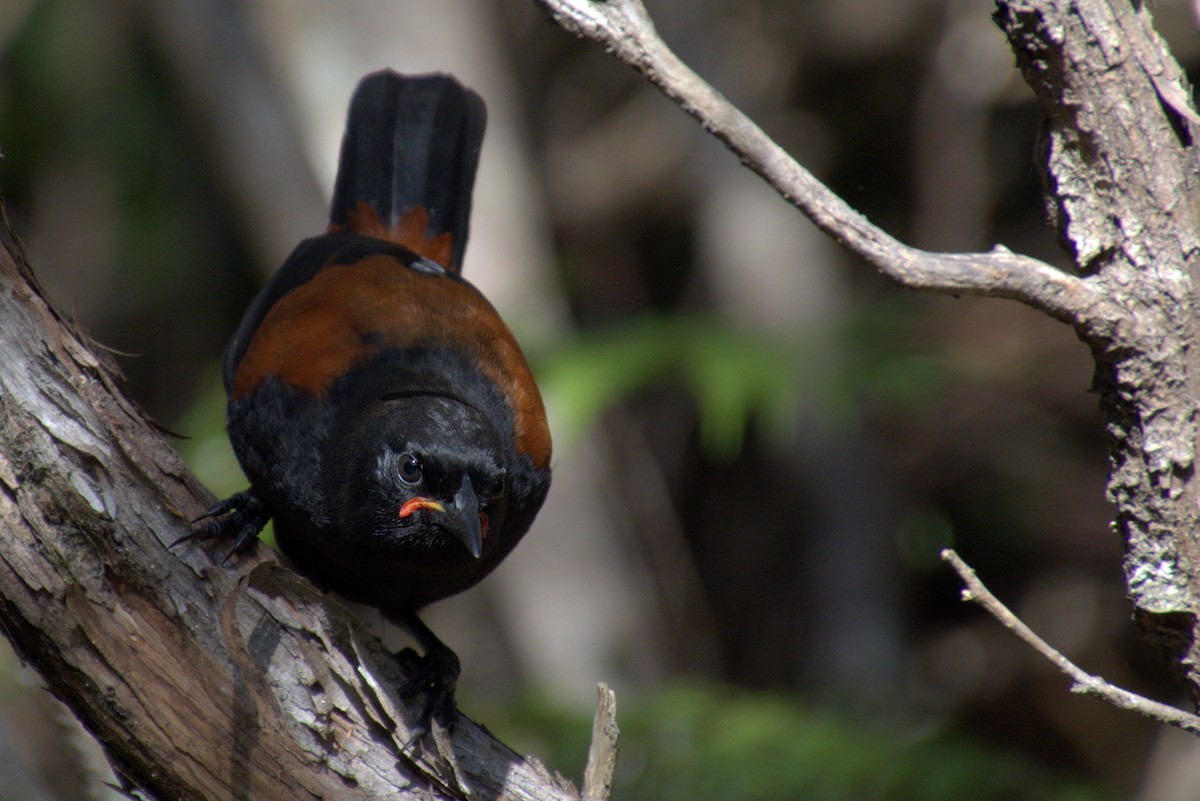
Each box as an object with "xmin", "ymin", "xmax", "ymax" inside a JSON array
[
  {"xmin": 0, "ymin": 216, "xmax": 576, "ymax": 799},
  {"xmin": 942, "ymin": 549, "xmax": 1200, "ymax": 735},
  {"xmin": 532, "ymin": 0, "xmax": 1106, "ymax": 326},
  {"xmin": 582, "ymin": 683, "xmax": 618, "ymax": 801}
]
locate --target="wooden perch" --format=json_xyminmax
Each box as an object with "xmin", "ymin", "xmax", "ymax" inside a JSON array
[{"xmin": 0, "ymin": 218, "xmax": 576, "ymax": 799}]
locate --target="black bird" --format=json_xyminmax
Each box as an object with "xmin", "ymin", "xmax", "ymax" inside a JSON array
[{"xmin": 190, "ymin": 69, "xmax": 552, "ymax": 731}]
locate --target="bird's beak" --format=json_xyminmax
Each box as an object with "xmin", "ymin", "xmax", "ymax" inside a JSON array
[
  {"xmin": 447, "ymin": 473, "xmax": 483, "ymax": 559},
  {"xmin": 398, "ymin": 475, "xmax": 486, "ymax": 558}
]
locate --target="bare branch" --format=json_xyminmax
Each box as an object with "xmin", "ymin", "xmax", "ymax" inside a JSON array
[
  {"xmin": 532, "ymin": 0, "xmax": 1104, "ymax": 326},
  {"xmin": 582, "ymin": 683, "xmax": 619, "ymax": 801},
  {"xmin": 941, "ymin": 550, "xmax": 1200, "ymax": 735}
]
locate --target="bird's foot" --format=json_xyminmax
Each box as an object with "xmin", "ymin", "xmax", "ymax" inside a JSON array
[
  {"xmin": 173, "ymin": 489, "xmax": 269, "ymax": 563},
  {"xmin": 395, "ymin": 642, "xmax": 461, "ymax": 748}
]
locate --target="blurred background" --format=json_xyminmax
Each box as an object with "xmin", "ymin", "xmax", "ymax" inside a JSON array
[{"xmin": 1, "ymin": 0, "xmax": 1199, "ymax": 799}]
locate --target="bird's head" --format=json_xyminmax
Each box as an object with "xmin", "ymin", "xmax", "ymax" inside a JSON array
[{"xmin": 326, "ymin": 394, "xmax": 510, "ymax": 565}]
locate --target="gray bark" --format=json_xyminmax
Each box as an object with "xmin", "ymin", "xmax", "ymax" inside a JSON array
[{"xmin": 997, "ymin": 0, "xmax": 1200, "ymax": 697}]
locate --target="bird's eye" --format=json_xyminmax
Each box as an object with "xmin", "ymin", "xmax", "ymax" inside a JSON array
[{"xmin": 397, "ymin": 452, "xmax": 423, "ymax": 484}]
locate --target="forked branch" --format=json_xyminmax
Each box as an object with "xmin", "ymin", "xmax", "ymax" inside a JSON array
[{"xmin": 532, "ymin": 0, "xmax": 1105, "ymax": 326}]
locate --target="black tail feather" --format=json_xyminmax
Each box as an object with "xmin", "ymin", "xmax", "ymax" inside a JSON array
[{"xmin": 330, "ymin": 70, "xmax": 486, "ymax": 272}]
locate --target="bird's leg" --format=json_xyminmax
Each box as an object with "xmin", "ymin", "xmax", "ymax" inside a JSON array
[{"xmin": 386, "ymin": 608, "xmax": 461, "ymax": 745}]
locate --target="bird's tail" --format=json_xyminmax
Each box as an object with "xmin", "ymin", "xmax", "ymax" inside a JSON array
[{"xmin": 329, "ymin": 70, "xmax": 486, "ymax": 273}]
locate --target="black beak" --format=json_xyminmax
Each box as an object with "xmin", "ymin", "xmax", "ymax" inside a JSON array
[{"xmin": 448, "ymin": 473, "xmax": 483, "ymax": 559}]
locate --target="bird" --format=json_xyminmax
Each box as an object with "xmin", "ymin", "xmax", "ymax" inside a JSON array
[{"xmin": 186, "ymin": 69, "xmax": 552, "ymax": 733}]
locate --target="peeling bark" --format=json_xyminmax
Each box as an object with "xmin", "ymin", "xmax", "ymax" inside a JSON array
[{"xmin": 994, "ymin": 0, "xmax": 1200, "ymax": 697}]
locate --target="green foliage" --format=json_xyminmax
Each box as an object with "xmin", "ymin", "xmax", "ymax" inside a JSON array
[
  {"xmin": 533, "ymin": 314, "xmax": 821, "ymax": 461},
  {"xmin": 0, "ymin": 0, "xmax": 213, "ymax": 297},
  {"xmin": 533, "ymin": 301, "xmax": 947, "ymax": 459},
  {"xmin": 487, "ymin": 683, "xmax": 1114, "ymax": 801},
  {"xmin": 534, "ymin": 314, "xmax": 808, "ymax": 458}
]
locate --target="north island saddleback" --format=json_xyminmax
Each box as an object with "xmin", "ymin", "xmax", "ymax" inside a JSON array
[{"xmin": 185, "ymin": 70, "xmax": 552, "ymax": 733}]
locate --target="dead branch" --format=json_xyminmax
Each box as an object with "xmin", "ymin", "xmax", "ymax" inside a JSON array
[
  {"xmin": 582, "ymin": 683, "xmax": 619, "ymax": 801},
  {"xmin": 943, "ymin": 550, "xmax": 1200, "ymax": 735}
]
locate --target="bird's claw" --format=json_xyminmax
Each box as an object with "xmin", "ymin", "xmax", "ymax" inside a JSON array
[{"xmin": 173, "ymin": 489, "xmax": 269, "ymax": 562}]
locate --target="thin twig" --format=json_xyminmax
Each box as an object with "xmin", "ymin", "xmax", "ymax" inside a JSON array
[
  {"xmin": 582, "ymin": 683, "xmax": 619, "ymax": 801},
  {"xmin": 532, "ymin": 0, "xmax": 1109, "ymax": 327},
  {"xmin": 941, "ymin": 549, "xmax": 1200, "ymax": 735}
]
